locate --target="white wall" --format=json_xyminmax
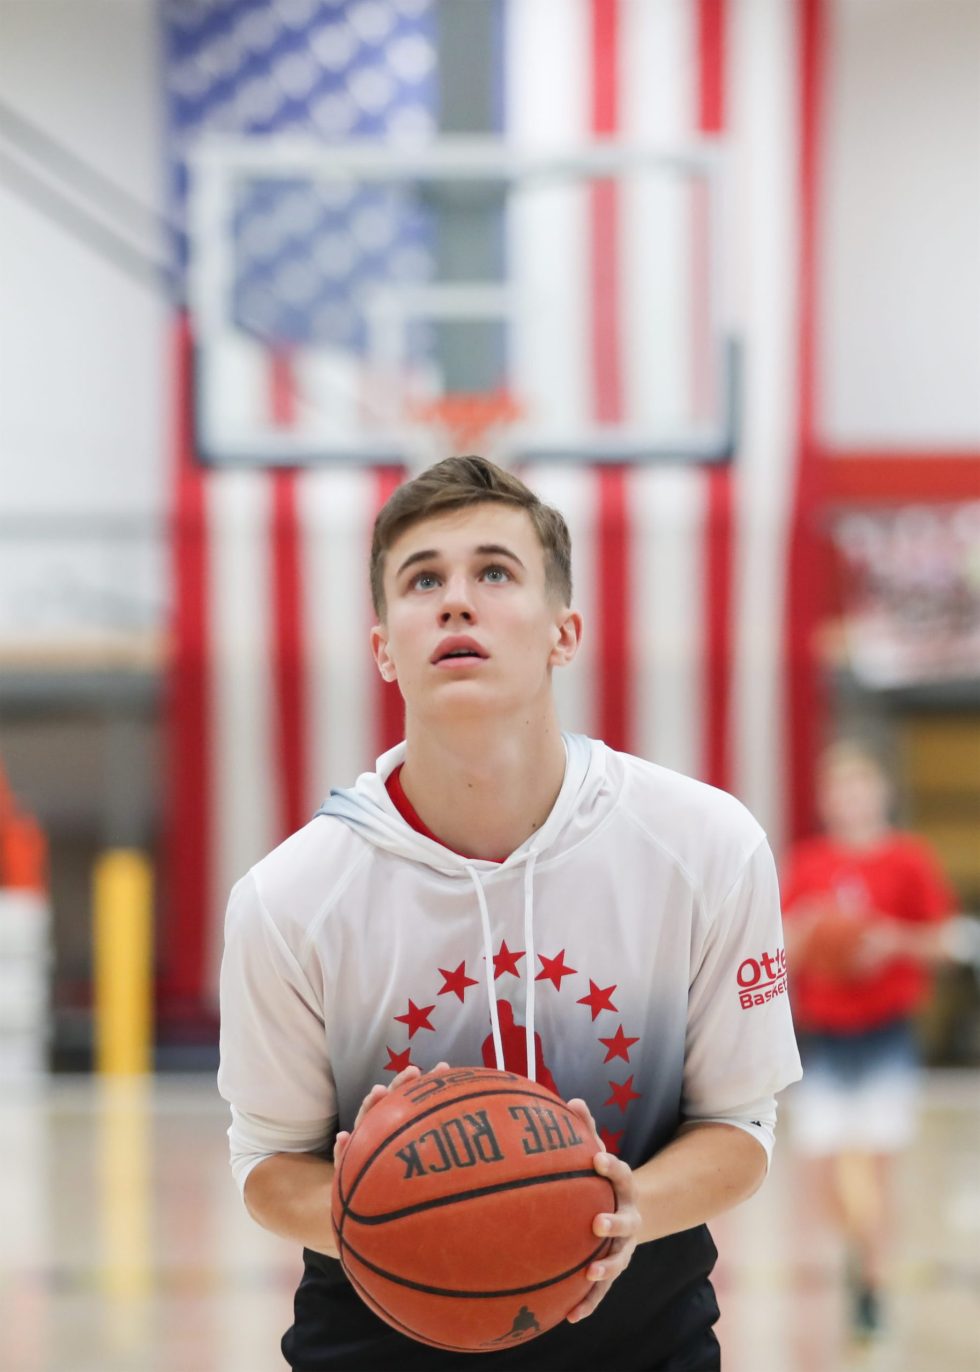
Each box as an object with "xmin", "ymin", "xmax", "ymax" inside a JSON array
[
  {"xmin": 820, "ymin": 0, "xmax": 980, "ymax": 447},
  {"xmin": 0, "ymin": 0, "xmax": 168, "ymax": 641}
]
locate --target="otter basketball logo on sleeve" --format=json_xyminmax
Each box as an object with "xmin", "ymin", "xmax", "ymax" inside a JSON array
[{"xmin": 736, "ymin": 948, "xmax": 788, "ymax": 1010}]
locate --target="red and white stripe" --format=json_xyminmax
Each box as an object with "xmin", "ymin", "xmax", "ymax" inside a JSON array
[{"xmin": 165, "ymin": 0, "xmax": 825, "ymax": 1015}]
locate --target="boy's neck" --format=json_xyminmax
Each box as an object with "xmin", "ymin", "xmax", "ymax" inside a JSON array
[
  {"xmin": 398, "ymin": 710, "xmax": 567, "ymax": 862},
  {"xmin": 829, "ymin": 821, "xmax": 890, "ymax": 851}
]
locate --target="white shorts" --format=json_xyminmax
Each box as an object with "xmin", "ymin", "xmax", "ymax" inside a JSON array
[{"xmin": 788, "ymin": 1021, "xmax": 920, "ymax": 1156}]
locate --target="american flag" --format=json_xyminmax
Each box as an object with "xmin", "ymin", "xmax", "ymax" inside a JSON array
[{"xmin": 162, "ymin": 0, "xmax": 825, "ymax": 1019}]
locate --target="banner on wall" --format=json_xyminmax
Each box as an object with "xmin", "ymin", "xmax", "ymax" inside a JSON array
[{"xmin": 833, "ymin": 502, "xmax": 980, "ymax": 687}]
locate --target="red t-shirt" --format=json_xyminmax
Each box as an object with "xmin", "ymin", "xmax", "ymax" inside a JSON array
[{"xmin": 781, "ymin": 833, "xmax": 955, "ymax": 1032}]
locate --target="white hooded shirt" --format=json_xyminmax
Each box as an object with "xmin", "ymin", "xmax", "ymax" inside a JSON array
[{"xmin": 218, "ymin": 735, "xmax": 802, "ymax": 1188}]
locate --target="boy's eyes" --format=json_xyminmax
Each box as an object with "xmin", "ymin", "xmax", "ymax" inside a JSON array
[{"xmin": 407, "ymin": 564, "xmax": 512, "ymax": 590}]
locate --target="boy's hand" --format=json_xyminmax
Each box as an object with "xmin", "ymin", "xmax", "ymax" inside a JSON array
[
  {"xmin": 333, "ymin": 1061, "xmax": 450, "ymax": 1170},
  {"xmin": 563, "ymin": 1096, "xmax": 641, "ymax": 1323}
]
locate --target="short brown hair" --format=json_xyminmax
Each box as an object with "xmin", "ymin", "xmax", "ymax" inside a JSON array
[
  {"xmin": 817, "ymin": 739, "xmax": 890, "ymax": 782},
  {"xmin": 370, "ymin": 455, "xmax": 572, "ymax": 618}
]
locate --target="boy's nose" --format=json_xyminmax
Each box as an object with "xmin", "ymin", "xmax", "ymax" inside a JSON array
[
  {"xmin": 438, "ymin": 602, "xmax": 474, "ymax": 624},
  {"xmin": 438, "ymin": 574, "xmax": 476, "ymax": 622}
]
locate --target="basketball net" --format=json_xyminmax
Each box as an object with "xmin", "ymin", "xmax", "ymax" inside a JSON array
[{"xmin": 403, "ymin": 389, "xmax": 524, "ymax": 472}]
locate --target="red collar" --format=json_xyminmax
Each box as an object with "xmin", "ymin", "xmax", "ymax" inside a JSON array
[{"xmin": 385, "ymin": 765, "xmax": 500, "ymax": 864}]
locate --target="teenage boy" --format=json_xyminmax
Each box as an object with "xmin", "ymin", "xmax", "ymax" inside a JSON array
[{"xmin": 219, "ymin": 456, "xmax": 802, "ymax": 1371}]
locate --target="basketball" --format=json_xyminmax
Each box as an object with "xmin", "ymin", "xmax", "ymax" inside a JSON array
[
  {"xmin": 802, "ymin": 906, "xmax": 869, "ymax": 979},
  {"xmin": 331, "ymin": 1067, "xmax": 615, "ymax": 1353}
]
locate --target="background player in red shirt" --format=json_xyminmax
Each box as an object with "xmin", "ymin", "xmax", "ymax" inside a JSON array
[{"xmin": 781, "ymin": 740, "xmax": 957, "ymax": 1340}]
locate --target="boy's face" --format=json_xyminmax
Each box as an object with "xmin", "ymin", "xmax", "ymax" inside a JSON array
[
  {"xmin": 371, "ymin": 503, "xmax": 581, "ymax": 721},
  {"xmin": 817, "ymin": 757, "xmax": 890, "ymax": 838}
]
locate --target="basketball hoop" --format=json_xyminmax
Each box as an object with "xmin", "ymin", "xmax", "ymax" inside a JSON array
[{"xmin": 404, "ymin": 388, "xmax": 525, "ymax": 471}]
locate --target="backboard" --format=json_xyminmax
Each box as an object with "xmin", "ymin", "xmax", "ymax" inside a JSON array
[{"xmin": 187, "ymin": 136, "xmax": 737, "ymax": 468}]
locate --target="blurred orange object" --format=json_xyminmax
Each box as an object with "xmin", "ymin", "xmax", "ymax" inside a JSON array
[
  {"xmin": 800, "ymin": 906, "xmax": 869, "ymax": 979},
  {"xmin": 0, "ymin": 767, "xmax": 48, "ymax": 893},
  {"xmin": 1, "ymin": 813, "xmax": 48, "ymax": 892}
]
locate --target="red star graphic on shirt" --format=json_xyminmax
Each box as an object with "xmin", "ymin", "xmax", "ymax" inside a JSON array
[
  {"xmin": 384, "ymin": 1046, "xmax": 413, "ymax": 1073},
  {"xmin": 604, "ymin": 1075, "xmax": 642, "ymax": 1113},
  {"xmin": 598, "ymin": 1126, "xmax": 625, "ymax": 1156},
  {"xmin": 394, "ymin": 999, "xmax": 435, "ymax": 1038},
  {"xmin": 535, "ymin": 949, "xmax": 577, "ymax": 990},
  {"xmin": 493, "ymin": 940, "xmax": 525, "ymax": 979},
  {"xmin": 598, "ymin": 1024, "xmax": 639, "ymax": 1063},
  {"xmin": 437, "ymin": 961, "xmax": 479, "ymax": 1003},
  {"xmin": 577, "ymin": 980, "xmax": 619, "ymax": 1020}
]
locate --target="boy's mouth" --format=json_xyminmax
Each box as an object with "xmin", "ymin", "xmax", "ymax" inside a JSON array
[{"xmin": 431, "ymin": 636, "xmax": 489, "ymax": 664}]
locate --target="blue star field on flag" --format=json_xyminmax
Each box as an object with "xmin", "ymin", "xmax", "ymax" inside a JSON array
[{"xmin": 162, "ymin": 0, "xmax": 438, "ymax": 351}]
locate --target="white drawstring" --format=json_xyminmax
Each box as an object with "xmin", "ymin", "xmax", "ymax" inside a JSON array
[
  {"xmin": 522, "ymin": 849, "xmax": 539, "ymax": 1082},
  {"xmin": 466, "ymin": 864, "xmax": 504, "ymax": 1071},
  {"xmin": 466, "ymin": 849, "xmax": 540, "ymax": 1081}
]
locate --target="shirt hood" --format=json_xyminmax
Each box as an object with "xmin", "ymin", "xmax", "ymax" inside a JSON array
[{"xmin": 315, "ymin": 731, "xmax": 604, "ymax": 875}]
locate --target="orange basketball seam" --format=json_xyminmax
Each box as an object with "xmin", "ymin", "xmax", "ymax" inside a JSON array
[
  {"xmin": 343, "ymin": 1166, "xmax": 609, "ymax": 1225},
  {"xmin": 340, "ymin": 1235, "xmax": 614, "ymax": 1299},
  {"xmin": 340, "ymin": 1262, "xmax": 483, "ymax": 1354}
]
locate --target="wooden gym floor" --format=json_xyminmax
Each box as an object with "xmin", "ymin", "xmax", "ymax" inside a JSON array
[{"xmin": 1, "ymin": 1073, "xmax": 977, "ymax": 1372}]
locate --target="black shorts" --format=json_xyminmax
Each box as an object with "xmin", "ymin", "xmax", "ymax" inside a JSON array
[{"xmin": 283, "ymin": 1225, "xmax": 720, "ymax": 1371}]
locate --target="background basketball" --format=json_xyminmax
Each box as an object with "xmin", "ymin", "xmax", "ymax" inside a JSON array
[
  {"xmin": 800, "ymin": 907, "xmax": 873, "ymax": 979},
  {"xmin": 331, "ymin": 1067, "xmax": 615, "ymax": 1352}
]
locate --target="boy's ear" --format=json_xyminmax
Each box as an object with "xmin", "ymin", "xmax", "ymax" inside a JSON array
[
  {"xmin": 371, "ymin": 624, "xmax": 397, "ymax": 682},
  {"xmin": 549, "ymin": 609, "xmax": 583, "ymax": 668}
]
